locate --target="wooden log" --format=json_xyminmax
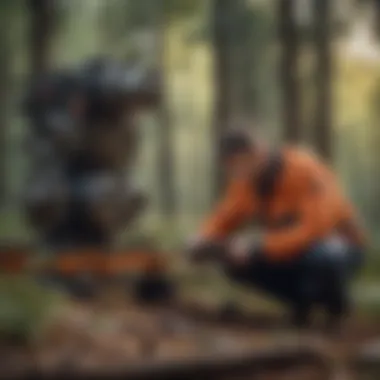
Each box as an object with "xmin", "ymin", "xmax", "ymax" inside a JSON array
[
  {"xmin": 350, "ymin": 340, "xmax": 380, "ymax": 377},
  {"xmin": 9, "ymin": 345, "xmax": 327, "ymax": 380}
]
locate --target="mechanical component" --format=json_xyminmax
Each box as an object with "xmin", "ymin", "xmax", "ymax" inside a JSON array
[{"xmin": 22, "ymin": 57, "xmax": 168, "ymax": 300}]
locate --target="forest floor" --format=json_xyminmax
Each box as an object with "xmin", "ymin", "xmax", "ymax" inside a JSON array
[{"xmin": 2, "ymin": 288, "xmax": 380, "ymax": 380}]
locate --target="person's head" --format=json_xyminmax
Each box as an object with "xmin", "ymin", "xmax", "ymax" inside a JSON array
[{"xmin": 219, "ymin": 129, "xmax": 266, "ymax": 179}]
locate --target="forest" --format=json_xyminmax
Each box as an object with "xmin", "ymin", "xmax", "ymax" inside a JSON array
[{"xmin": 2, "ymin": 0, "xmax": 380, "ymax": 378}]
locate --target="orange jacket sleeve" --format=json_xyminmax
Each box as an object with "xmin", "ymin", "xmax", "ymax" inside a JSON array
[
  {"xmin": 200, "ymin": 179, "xmax": 257, "ymax": 241},
  {"xmin": 263, "ymin": 169, "xmax": 339, "ymax": 261}
]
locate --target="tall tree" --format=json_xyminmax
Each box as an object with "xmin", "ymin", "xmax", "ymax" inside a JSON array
[
  {"xmin": 223, "ymin": 0, "xmax": 246, "ymax": 119},
  {"xmin": 211, "ymin": 0, "xmax": 234, "ymax": 195},
  {"xmin": 156, "ymin": 1, "xmax": 176, "ymax": 216},
  {"xmin": 239, "ymin": 5, "xmax": 273, "ymax": 123},
  {"xmin": 29, "ymin": 0, "xmax": 56, "ymax": 76},
  {"xmin": 373, "ymin": 0, "xmax": 380, "ymax": 40},
  {"xmin": 313, "ymin": 0, "xmax": 333, "ymax": 160},
  {"xmin": 278, "ymin": 0, "xmax": 301, "ymax": 143},
  {"xmin": 0, "ymin": 3, "xmax": 13, "ymax": 206},
  {"xmin": 238, "ymin": 7, "xmax": 258, "ymax": 120}
]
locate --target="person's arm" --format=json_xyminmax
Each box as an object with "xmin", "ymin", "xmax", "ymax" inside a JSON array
[
  {"xmin": 200, "ymin": 179, "xmax": 257, "ymax": 241},
  {"xmin": 262, "ymin": 170, "xmax": 338, "ymax": 261}
]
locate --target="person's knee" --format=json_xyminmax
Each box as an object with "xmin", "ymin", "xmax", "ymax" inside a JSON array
[{"xmin": 307, "ymin": 236, "xmax": 355, "ymax": 272}]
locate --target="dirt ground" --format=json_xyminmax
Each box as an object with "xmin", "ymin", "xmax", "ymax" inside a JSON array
[{"xmin": 1, "ymin": 295, "xmax": 380, "ymax": 379}]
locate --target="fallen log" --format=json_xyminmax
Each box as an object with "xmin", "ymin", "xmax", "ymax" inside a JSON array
[
  {"xmin": 9, "ymin": 345, "xmax": 327, "ymax": 380},
  {"xmin": 350, "ymin": 340, "xmax": 380, "ymax": 376}
]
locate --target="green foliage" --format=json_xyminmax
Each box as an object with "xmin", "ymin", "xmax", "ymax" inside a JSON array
[
  {"xmin": 0, "ymin": 276, "xmax": 64, "ymax": 344},
  {"xmin": 164, "ymin": 0, "xmax": 204, "ymax": 21},
  {"xmin": 359, "ymin": 250, "xmax": 380, "ymax": 282},
  {"xmin": 0, "ymin": 0, "xmax": 19, "ymax": 13},
  {"xmin": 98, "ymin": 0, "xmax": 204, "ymax": 53}
]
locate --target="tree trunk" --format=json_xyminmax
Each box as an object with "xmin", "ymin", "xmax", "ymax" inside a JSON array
[
  {"xmin": 156, "ymin": 1, "xmax": 176, "ymax": 216},
  {"xmin": 29, "ymin": 0, "xmax": 56, "ymax": 77},
  {"xmin": 240, "ymin": 40, "xmax": 256, "ymax": 121},
  {"xmin": 313, "ymin": 0, "xmax": 333, "ymax": 160},
  {"xmin": 373, "ymin": 0, "xmax": 380, "ymax": 40},
  {"xmin": 278, "ymin": 0, "xmax": 301, "ymax": 143},
  {"xmin": 232, "ymin": 1, "xmax": 255, "ymax": 120},
  {"xmin": 211, "ymin": 0, "xmax": 234, "ymax": 196},
  {"xmin": 0, "ymin": 8, "xmax": 11, "ymax": 206},
  {"xmin": 27, "ymin": 0, "xmax": 56, "ymax": 210}
]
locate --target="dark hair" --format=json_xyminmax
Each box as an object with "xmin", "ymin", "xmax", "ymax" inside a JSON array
[{"xmin": 219, "ymin": 129, "xmax": 255, "ymax": 159}]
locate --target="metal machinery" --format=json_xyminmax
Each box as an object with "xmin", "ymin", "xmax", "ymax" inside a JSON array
[{"xmin": 16, "ymin": 57, "xmax": 173, "ymax": 301}]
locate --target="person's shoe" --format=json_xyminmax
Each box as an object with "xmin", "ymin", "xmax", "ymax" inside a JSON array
[
  {"xmin": 324, "ymin": 296, "xmax": 351, "ymax": 337},
  {"xmin": 322, "ymin": 271, "xmax": 351, "ymax": 336},
  {"xmin": 133, "ymin": 274, "xmax": 175, "ymax": 304}
]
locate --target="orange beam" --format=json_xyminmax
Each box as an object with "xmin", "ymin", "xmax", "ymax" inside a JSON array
[{"xmin": 0, "ymin": 248, "xmax": 168, "ymax": 276}]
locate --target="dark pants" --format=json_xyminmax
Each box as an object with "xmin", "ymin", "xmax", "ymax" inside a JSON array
[{"xmin": 224, "ymin": 236, "xmax": 364, "ymax": 318}]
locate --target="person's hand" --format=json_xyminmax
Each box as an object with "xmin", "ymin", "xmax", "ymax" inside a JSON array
[
  {"xmin": 185, "ymin": 235, "xmax": 202, "ymax": 261},
  {"xmin": 185, "ymin": 235, "xmax": 226, "ymax": 263},
  {"xmin": 226, "ymin": 235, "xmax": 262, "ymax": 267}
]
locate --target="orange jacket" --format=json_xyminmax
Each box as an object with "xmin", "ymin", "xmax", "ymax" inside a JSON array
[{"xmin": 200, "ymin": 147, "xmax": 366, "ymax": 261}]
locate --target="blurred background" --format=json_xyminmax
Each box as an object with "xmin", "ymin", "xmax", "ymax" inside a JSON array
[
  {"xmin": 2, "ymin": 0, "xmax": 380, "ymax": 372},
  {"xmin": 2, "ymin": 0, "xmax": 380, "ymax": 246}
]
